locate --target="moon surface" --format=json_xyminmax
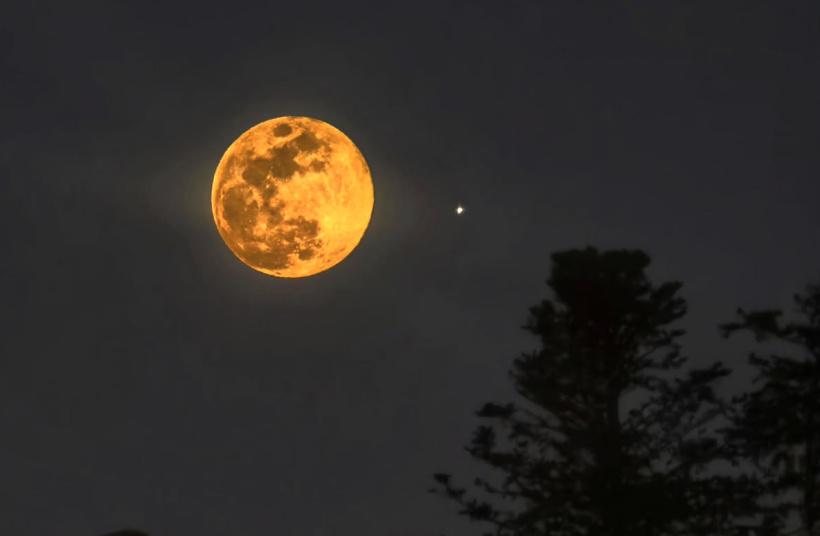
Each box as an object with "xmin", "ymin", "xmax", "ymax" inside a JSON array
[{"xmin": 212, "ymin": 116, "xmax": 374, "ymax": 278}]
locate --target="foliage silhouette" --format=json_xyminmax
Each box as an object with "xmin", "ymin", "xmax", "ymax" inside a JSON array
[
  {"xmin": 430, "ymin": 247, "xmax": 736, "ymax": 536},
  {"xmin": 721, "ymin": 284, "xmax": 820, "ymax": 536}
]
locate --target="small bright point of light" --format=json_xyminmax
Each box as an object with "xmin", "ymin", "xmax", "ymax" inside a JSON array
[{"xmin": 456, "ymin": 205, "xmax": 464, "ymax": 215}]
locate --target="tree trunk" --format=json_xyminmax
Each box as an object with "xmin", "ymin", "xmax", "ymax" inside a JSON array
[{"xmin": 607, "ymin": 386, "xmax": 624, "ymax": 536}]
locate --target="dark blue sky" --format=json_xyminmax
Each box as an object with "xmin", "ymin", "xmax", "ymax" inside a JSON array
[{"xmin": 1, "ymin": 2, "xmax": 819, "ymax": 535}]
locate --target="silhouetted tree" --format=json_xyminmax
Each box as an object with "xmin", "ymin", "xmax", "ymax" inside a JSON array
[
  {"xmin": 431, "ymin": 247, "xmax": 736, "ymax": 536},
  {"xmin": 721, "ymin": 284, "xmax": 820, "ymax": 536}
]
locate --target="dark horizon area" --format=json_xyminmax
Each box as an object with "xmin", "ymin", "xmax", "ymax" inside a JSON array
[{"xmin": 2, "ymin": 2, "xmax": 819, "ymax": 535}]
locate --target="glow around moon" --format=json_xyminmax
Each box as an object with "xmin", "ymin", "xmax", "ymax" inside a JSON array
[{"xmin": 212, "ymin": 116, "xmax": 374, "ymax": 278}]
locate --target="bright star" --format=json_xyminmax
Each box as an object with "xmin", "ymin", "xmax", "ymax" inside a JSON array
[{"xmin": 456, "ymin": 205, "xmax": 464, "ymax": 215}]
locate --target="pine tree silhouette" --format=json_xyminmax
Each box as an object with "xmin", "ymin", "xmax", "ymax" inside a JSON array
[
  {"xmin": 722, "ymin": 284, "xmax": 820, "ymax": 536},
  {"xmin": 431, "ymin": 247, "xmax": 736, "ymax": 536}
]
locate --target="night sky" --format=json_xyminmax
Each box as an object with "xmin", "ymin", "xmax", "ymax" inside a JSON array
[{"xmin": 2, "ymin": 3, "xmax": 819, "ymax": 535}]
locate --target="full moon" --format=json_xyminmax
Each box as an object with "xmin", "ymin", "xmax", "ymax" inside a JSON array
[{"xmin": 212, "ymin": 116, "xmax": 374, "ymax": 278}]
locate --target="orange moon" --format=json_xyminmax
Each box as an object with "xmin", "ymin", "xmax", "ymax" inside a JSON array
[{"xmin": 212, "ymin": 116, "xmax": 374, "ymax": 278}]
